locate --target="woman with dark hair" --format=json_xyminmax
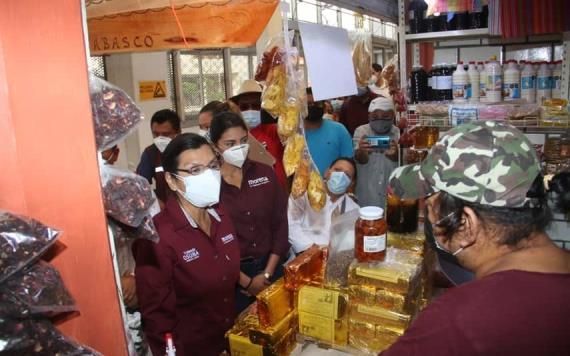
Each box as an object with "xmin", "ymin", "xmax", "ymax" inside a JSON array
[
  {"xmin": 210, "ymin": 111, "xmax": 290, "ymax": 313},
  {"xmin": 383, "ymin": 121, "xmax": 570, "ymax": 355},
  {"xmin": 133, "ymin": 133, "xmax": 240, "ymax": 356}
]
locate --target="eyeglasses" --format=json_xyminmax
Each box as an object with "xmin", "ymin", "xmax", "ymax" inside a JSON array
[
  {"xmin": 238, "ymin": 102, "xmax": 261, "ymax": 111},
  {"xmin": 176, "ymin": 157, "xmax": 222, "ymax": 176},
  {"xmin": 433, "ymin": 211, "xmax": 457, "ymax": 227}
]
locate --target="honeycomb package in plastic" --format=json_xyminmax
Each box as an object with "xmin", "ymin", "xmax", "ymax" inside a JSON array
[
  {"xmin": 284, "ymin": 245, "xmax": 324, "ymax": 291},
  {"xmin": 387, "ymin": 230, "xmax": 426, "ymax": 256},
  {"xmin": 298, "ymin": 285, "xmax": 348, "ymax": 319},
  {"xmin": 229, "ymin": 328, "xmax": 296, "ymax": 356},
  {"xmin": 256, "ymin": 278, "xmax": 293, "ymax": 328},
  {"xmin": 249, "ymin": 310, "xmax": 297, "ymax": 347},
  {"xmin": 348, "ymin": 319, "xmax": 404, "ymax": 354},
  {"xmin": 348, "ymin": 300, "xmax": 411, "ymax": 330},
  {"xmin": 347, "ymin": 247, "xmax": 423, "ymax": 295},
  {"xmin": 298, "ymin": 311, "xmax": 348, "ymax": 347},
  {"xmin": 348, "ymin": 284, "xmax": 419, "ymax": 315}
]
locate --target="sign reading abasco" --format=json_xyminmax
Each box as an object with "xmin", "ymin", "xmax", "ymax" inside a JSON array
[{"xmin": 90, "ymin": 34, "xmax": 157, "ymax": 54}]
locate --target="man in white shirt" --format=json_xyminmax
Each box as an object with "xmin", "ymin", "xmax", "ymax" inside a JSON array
[{"xmin": 288, "ymin": 157, "xmax": 360, "ymax": 254}]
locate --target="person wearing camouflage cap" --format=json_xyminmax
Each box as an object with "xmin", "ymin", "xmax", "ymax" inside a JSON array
[{"xmin": 382, "ymin": 121, "xmax": 570, "ymax": 356}]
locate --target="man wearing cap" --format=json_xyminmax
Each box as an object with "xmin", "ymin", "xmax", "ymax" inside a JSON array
[
  {"xmin": 230, "ymin": 80, "xmax": 286, "ymax": 188},
  {"xmin": 353, "ymin": 96, "xmax": 399, "ymax": 208},
  {"xmin": 382, "ymin": 121, "xmax": 570, "ymax": 355}
]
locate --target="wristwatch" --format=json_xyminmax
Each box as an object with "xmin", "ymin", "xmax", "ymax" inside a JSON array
[{"xmin": 263, "ymin": 272, "xmax": 272, "ymax": 280}]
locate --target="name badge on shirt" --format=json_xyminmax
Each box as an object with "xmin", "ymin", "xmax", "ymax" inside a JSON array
[
  {"xmin": 221, "ymin": 234, "xmax": 235, "ymax": 244},
  {"xmin": 182, "ymin": 248, "xmax": 200, "ymax": 262},
  {"xmin": 248, "ymin": 176, "xmax": 269, "ymax": 188},
  {"xmin": 155, "ymin": 166, "xmax": 164, "ymax": 173}
]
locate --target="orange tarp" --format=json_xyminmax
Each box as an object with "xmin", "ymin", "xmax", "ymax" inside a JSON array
[{"xmin": 87, "ymin": 0, "xmax": 279, "ymax": 54}]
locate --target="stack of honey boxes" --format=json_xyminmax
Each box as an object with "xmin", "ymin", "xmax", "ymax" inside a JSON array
[{"xmin": 227, "ymin": 279, "xmax": 297, "ymax": 355}]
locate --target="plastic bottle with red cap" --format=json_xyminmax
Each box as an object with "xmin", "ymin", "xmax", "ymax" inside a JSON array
[{"xmin": 165, "ymin": 333, "xmax": 176, "ymax": 356}]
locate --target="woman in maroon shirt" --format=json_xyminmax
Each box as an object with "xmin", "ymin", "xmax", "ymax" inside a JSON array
[
  {"xmin": 210, "ymin": 111, "xmax": 290, "ymax": 313},
  {"xmin": 133, "ymin": 133, "xmax": 240, "ymax": 356}
]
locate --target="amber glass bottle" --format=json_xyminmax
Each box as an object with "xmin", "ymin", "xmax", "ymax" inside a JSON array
[{"xmin": 355, "ymin": 207, "xmax": 387, "ymax": 262}]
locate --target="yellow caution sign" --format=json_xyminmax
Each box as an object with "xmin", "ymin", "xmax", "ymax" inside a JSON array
[{"xmin": 139, "ymin": 80, "xmax": 167, "ymax": 101}]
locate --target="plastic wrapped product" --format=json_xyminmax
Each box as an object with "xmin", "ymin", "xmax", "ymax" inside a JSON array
[
  {"xmin": 108, "ymin": 215, "xmax": 159, "ymax": 243},
  {"xmin": 350, "ymin": 30, "xmax": 373, "ymax": 87},
  {"xmin": 0, "ymin": 261, "xmax": 76, "ymax": 318},
  {"xmin": 324, "ymin": 209, "xmax": 360, "ymax": 288},
  {"xmin": 387, "ymin": 231, "xmax": 425, "ymax": 255},
  {"xmin": 348, "ymin": 319, "xmax": 404, "ymax": 354},
  {"xmin": 0, "ymin": 318, "xmax": 101, "ymax": 355},
  {"xmin": 249, "ymin": 310, "xmax": 297, "ymax": 347},
  {"xmin": 284, "ymin": 245, "xmax": 324, "ymax": 290},
  {"xmin": 256, "ymin": 279, "xmax": 293, "ymax": 328},
  {"xmin": 0, "ymin": 212, "xmax": 60, "ymax": 284},
  {"xmin": 348, "ymin": 285, "xmax": 418, "ymax": 315},
  {"xmin": 298, "ymin": 311, "xmax": 348, "ymax": 347},
  {"xmin": 348, "ymin": 301, "xmax": 411, "ymax": 330},
  {"xmin": 347, "ymin": 248, "xmax": 423, "ymax": 295},
  {"xmin": 262, "ymin": 65, "xmax": 287, "ymax": 118},
  {"xmin": 307, "ymin": 170, "xmax": 326, "ymax": 212},
  {"xmin": 291, "ymin": 159, "xmax": 310, "ymax": 199},
  {"xmin": 255, "ymin": 46, "xmax": 284, "ymax": 82},
  {"xmin": 277, "ymin": 102, "xmax": 300, "ymax": 140},
  {"xmin": 100, "ymin": 165, "xmax": 156, "ymax": 227},
  {"xmin": 298, "ymin": 285, "xmax": 348, "ymax": 319},
  {"xmin": 283, "ymin": 134, "xmax": 305, "ymax": 177},
  {"xmin": 89, "ymin": 73, "xmax": 143, "ymax": 151}
]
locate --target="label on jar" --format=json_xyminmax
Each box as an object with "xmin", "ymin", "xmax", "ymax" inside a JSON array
[
  {"xmin": 436, "ymin": 76, "xmax": 452, "ymax": 90},
  {"xmin": 363, "ymin": 234, "xmax": 386, "ymax": 253}
]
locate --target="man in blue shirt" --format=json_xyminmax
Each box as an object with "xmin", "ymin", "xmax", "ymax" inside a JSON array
[{"xmin": 304, "ymin": 88, "xmax": 354, "ymax": 176}]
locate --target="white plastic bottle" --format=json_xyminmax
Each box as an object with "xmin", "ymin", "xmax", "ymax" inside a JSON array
[
  {"xmin": 468, "ymin": 61, "xmax": 480, "ymax": 102},
  {"xmin": 485, "ymin": 55, "xmax": 502, "ymax": 103},
  {"xmin": 532, "ymin": 61, "xmax": 540, "ymax": 72},
  {"xmin": 521, "ymin": 61, "xmax": 536, "ymax": 103},
  {"xmin": 453, "ymin": 61, "xmax": 470, "ymax": 102},
  {"xmin": 537, "ymin": 61, "xmax": 552, "ymax": 103},
  {"xmin": 552, "ymin": 60, "xmax": 562, "ymax": 99},
  {"xmin": 503, "ymin": 60, "xmax": 521, "ymax": 101},
  {"xmin": 478, "ymin": 61, "xmax": 487, "ymax": 102}
]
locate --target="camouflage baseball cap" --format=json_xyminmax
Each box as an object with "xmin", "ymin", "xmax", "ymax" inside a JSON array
[{"xmin": 389, "ymin": 121, "xmax": 541, "ymax": 207}]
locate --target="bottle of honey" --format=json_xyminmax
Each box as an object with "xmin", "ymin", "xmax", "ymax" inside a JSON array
[{"xmin": 355, "ymin": 207, "xmax": 387, "ymax": 262}]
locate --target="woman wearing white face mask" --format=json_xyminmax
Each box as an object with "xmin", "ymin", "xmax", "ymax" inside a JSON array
[
  {"xmin": 210, "ymin": 112, "xmax": 290, "ymax": 313},
  {"xmin": 133, "ymin": 133, "xmax": 240, "ymax": 356},
  {"xmin": 288, "ymin": 157, "xmax": 360, "ymax": 254}
]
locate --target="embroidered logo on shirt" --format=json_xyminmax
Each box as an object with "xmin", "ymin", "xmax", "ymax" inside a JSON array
[
  {"xmin": 248, "ymin": 176, "xmax": 270, "ymax": 188},
  {"xmin": 221, "ymin": 234, "xmax": 235, "ymax": 244},
  {"xmin": 182, "ymin": 248, "xmax": 200, "ymax": 262}
]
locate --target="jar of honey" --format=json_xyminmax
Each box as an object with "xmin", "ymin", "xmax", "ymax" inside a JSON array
[
  {"xmin": 355, "ymin": 207, "xmax": 387, "ymax": 262},
  {"xmin": 386, "ymin": 193, "xmax": 419, "ymax": 233}
]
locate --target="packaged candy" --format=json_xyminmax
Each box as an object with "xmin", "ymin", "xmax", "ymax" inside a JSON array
[
  {"xmin": 100, "ymin": 165, "xmax": 156, "ymax": 227},
  {"xmin": 262, "ymin": 65, "xmax": 287, "ymax": 118},
  {"xmin": 256, "ymin": 279, "xmax": 293, "ymax": 328},
  {"xmin": 89, "ymin": 73, "xmax": 143, "ymax": 151},
  {"xmin": 249, "ymin": 310, "xmax": 297, "ymax": 346},
  {"xmin": 387, "ymin": 230, "xmax": 425, "ymax": 255},
  {"xmin": 291, "ymin": 158, "xmax": 310, "ymax": 199},
  {"xmin": 284, "ymin": 245, "xmax": 324, "ymax": 290},
  {"xmin": 283, "ymin": 134, "xmax": 305, "ymax": 177},
  {"xmin": 277, "ymin": 102, "xmax": 300, "ymax": 140},
  {"xmin": 307, "ymin": 170, "xmax": 326, "ymax": 212},
  {"xmin": 348, "ymin": 301, "xmax": 411, "ymax": 330},
  {"xmin": 0, "ymin": 211, "xmax": 60, "ymax": 283},
  {"xmin": 0, "ymin": 261, "xmax": 76, "ymax": 318},
  {"xmin": 348, "ymin": 319, "xmax": 404, "ymax": 354},
  {"xmin": 324, "ymin": 209, "xmax": 360, "ymax": 288}
]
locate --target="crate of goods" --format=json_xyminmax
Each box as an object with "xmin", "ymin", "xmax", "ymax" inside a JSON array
[
  {"xmin": 297, "ymin": 285, "xmax": 349, "ymax": 347},
  {"xmin": 284, "ymin": 244, "xmax": 326, "ymax": 291}
]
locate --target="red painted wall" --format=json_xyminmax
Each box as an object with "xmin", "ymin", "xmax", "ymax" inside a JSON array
[{"xmin": 0, "ymin": 1, "xmax": 128, "ymax": 355}]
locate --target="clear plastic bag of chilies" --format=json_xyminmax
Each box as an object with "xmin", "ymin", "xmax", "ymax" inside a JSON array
[
  {"xmin": 89, "ymin": 73, "xmax": 143, "ymax": 151},
  {"xmin": 0, "ymin": 318, "xmax": 102, "ymax": 355},
  {"xmin": 349, "ymin": 30, "xmax": 373, "ymax": 87},
  {"xmin": 100, "ymin": 165, "xmax": 156, "ymax": 227},
  {"xmin": 0, "ymin": 211, "xmax": 60, "ymax": 284},
  {"xmin": 324, "ymin": 209, "xmax": 360, "ymax": 288},
  {"xmin": 0, "ymin": 261, "xmax": 77, "ymax": 318}
]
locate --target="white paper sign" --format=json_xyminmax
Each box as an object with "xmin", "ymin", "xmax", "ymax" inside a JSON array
[{"xmin": 298, "ymin": 22, "xmax": 358, "ymax": 101}]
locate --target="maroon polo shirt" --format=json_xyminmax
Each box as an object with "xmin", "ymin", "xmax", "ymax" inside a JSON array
[
  {"xmin": 382, "ymin": 270, "xmax": 570, "ymax": 356},
  {"xmin": 133, "ymin": 198, "xmax": 240, "ymax": 356},
  {"xmin": 220, "ymin": 159, "xmax": 289, "ymax": 260}
]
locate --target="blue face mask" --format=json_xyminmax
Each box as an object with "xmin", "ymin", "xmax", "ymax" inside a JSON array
[
  {"xmin": 242, "ymin": 110, "xmax": 261, "ymax": 128},
  {"xmin": 326, "ymin": 171, "xmax": 351, "ymax": 195}
]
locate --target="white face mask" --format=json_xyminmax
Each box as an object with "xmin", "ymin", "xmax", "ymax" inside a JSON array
[
  {"xmin": 173, "ymin": 169, "xmax": 221, "ymax": 208},
  {"xmin": 154, "ymin": 136, "xmax": 172, "ymax": 153},
  {"xmin": 222, "ymin": 144, "xmax": 249, "ymax": 168},
  {"xmin": 242, "ymin": 110, "xmax": 261, "ymax": 128},
  {"xmin": 369, "ymin": 75, "xmax": 379, "ymax": 85}
]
